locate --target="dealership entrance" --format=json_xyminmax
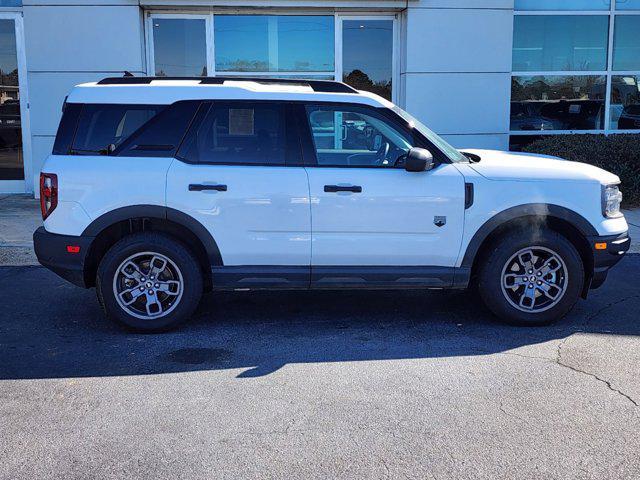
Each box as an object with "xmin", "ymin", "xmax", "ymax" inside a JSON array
[{"xmin": 0, "ymin": 12, "xmax": 30, "ymax": 194}]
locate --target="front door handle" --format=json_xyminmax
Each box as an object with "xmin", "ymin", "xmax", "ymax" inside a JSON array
[
  {"xmin": 324, "ymin": 185, "xmax": 362, "ymax": 193},
  {"xmin": 189, "ymin": 184, "xmax": 227, "ymax": 192}
]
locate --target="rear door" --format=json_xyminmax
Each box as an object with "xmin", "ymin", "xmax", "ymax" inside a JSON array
[
  {"xmin": 166, "ymin": 101, "xmax": 311, "ymax": 288},
  {"xmin": 300, "ymin": 103, "xmax": 466, "ymax": 287}
]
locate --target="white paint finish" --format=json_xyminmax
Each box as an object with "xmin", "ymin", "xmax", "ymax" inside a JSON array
[
  {"xmin": 464, "ymin": 149, "xmax": 620, "ymax": 185},
  {"xmin": 166, "ymin": 162, "xmax": 311, "ymax": 266},
  {"xmin": 305, "ymin": 164, "xmax": 466, "ymax": 267},
  {"xmin": 442, "ymin": 134, "xmax": 509, "ymax": 150},
  {"xmin": 23, "ymin": 6, "xmax": 144, "ymax": 72},
  {"xmin": 30, "ymin": 135, "xmax": 55, "ymax": 196},
  {"xmin": 67, "ymin": 81, "xmax": 391, "ymax": 108},
  {"xmin": 40, "ymin": 154, "xmax": 172, "ymax": 229},
  {"xmin": 43, "ymin": 200, "xmax": 92, "ymax": 236},
  {"xmin": 28, "ymin": 72, "xmax": 145, "ymax": 137},
  {"xmin": 403, "ymin": 72, "xmax": 511, "ymax": 135},
  {"xmin": 405, "ymin": 8, "xmax": 512, "ymax": 73}
]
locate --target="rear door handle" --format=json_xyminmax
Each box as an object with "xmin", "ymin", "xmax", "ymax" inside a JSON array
[
  {"xmin": 189, "ymin": 184, "xmax": 227, "ymax": 192},
  {"xmin": 324, "ymin": 185, "xmax": 362, "ymax": 193}
]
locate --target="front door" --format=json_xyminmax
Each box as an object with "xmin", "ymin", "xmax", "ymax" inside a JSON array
[
  {"xmin": 166, "ymin": 101, "xmax": 311, "ymax": 288},
  {"xmin": 301, "ymin": 103, "xmax": 466, "ymax": 287}
]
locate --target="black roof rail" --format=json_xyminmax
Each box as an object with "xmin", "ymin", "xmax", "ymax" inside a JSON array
[{"xmin": 96, "ymin": 76, "xmax": 359, "ymax": 94}]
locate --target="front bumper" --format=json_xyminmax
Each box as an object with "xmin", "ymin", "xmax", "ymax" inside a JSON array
[
  {"xmin": 33, "ymin": 226, "xmax": 94, "ymax": 288},
  {"xmin": 586, "ymin": 231, "xmax": 630, "ymax": 290}
]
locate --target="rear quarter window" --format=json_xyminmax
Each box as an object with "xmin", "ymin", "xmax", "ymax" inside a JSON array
[{"xmin": 71, "ymin": 104, "xmax": 165, "ymax": 155}]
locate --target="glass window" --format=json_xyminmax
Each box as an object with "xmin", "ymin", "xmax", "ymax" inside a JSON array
[
  {"xmin": 612, "ymin": 16, "xmax": 640, "ymax": 71},
  {"xmin": 610, "ymin": 75, "xmax": 640, "ymax": 129},
  {"xmin": 214, "ymin": 16, "xmax": 334, "ymax": 72},
  {"xmin": 342, "ymin": 20, "xmax": 394, "ymax": 101},
  {"xmin": 152, "ymin": 18, "xmax": 207, "ymax": 77},
  {"xmin": 116, "ymin": 101, "xmax": 201, "ymax": 157},
  {"xmin": 513, "ymin": 16, "xmax": 609, "ymax": 72},
  {"xmin": 178, "ymin": 103, "xmax": 288, "ymax": 165},
  {"xmin": 616, "ymin": 0, "xmax": 640, "ymax": 9},
  {"xmin": 511, "ymin": 76, "xmax": 606, "ymax": 131},
  {"xmin": 72, "ymin": 105, "xmax": 165, "ymax": 155},
  {"xmin": 515, "ymin": 0, "xmax": 610, "ymax": 9},
  {"xmin": 305, "ymin": 105, "xmax": 413, "ymax": 167},
  {"xmin": 0, "ymin": 19, "xmax": 22, "ymax": 180}
]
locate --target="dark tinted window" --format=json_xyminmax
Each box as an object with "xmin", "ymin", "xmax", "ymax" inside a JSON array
[
  {"xmin": 72, "ymin": 104, "xmax": 165, "ymax": 155},
  {"xmin": 178, "ymin": 102, "xmax": 289, "ymax": 165},
  {"xmin": 52, "ymin": 103, "xmax": 82, "ymax": 155},
  {"xmin": 115, "ymin": 101, "xmax": 200, "ymax": 157}
]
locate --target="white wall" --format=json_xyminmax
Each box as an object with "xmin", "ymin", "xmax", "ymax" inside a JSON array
[
  {"xmin": 23, "ymin": 3, "xmax": 145, "ymax": 193},
  {"xmin": 401, "ymin": 0, "xmax": 514, "ymax": 151}
]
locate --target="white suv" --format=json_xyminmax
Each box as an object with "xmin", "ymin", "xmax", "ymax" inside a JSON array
[{"xmin": 34, "ymin": 77, "xmax": 630, "ymax": 332}]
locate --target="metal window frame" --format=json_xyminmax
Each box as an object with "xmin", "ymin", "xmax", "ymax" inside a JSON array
[
  {"xmin": 511, "ymin": 6, "xmax": 640, "ymax": 138},
  {"xmin": 145, "ymin": 10, "xmax": 400, "ymax": 104}
]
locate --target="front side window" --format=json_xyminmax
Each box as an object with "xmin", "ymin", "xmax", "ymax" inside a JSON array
[
  {"xmin": 72, "ymin": 105, "xmax": 165, "ymax": 155},
  {"xmin": 178, "ymin": 103, "xmax": 289, "ymax": 165},
  {"xmin": 305, "ymin": 105, "xmax": 413, "ymax": 168}
]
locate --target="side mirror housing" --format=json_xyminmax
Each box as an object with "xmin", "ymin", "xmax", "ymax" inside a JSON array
[{"xmin": 405, "ymin": 147, "xmax": 434, "ymax": 172}]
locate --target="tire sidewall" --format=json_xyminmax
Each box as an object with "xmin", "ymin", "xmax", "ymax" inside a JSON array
[
  {"xmin": 97, "ymin": 233, "xmax": 203, "ymax": 332},
  {"xmin": 478, "ymin": 229, "xmax": 584, "ymax": 326}
]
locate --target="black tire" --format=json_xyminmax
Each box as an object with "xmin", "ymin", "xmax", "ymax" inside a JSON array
[
  {"xmin": 96, "ymin": 232, "xmax": 203, "ymax": 332},
  {"xmin": 477, "ymin": 227, "xmax": 584, "ymax": 326}
]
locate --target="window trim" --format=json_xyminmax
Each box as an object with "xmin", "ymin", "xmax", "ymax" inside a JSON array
[
  {"xmin": 511, "ymin": 7, "xmax": 640, "ymax": 138},
  {"xmin": 295, "ymin": 101, "xmax": 450, "ymax": 169}
]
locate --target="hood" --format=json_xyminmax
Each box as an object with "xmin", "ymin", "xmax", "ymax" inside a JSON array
[{"xmin": 461, "ymin": 149, "xmax": 620, "ymax": 185}]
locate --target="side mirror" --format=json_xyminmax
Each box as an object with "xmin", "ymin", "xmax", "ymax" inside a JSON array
[{"xmin": 405, "ymin": 147, "xmax": 434, "ymax": 172}]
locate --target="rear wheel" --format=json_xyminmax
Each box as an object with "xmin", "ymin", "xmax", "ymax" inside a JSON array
[
  {"xmin": 478, "ymin": 228, "xmax": 584, "ymax": 326},
  {"xmin": 97, "ymin": 232, "xmax": 203, "ymax": 332}
]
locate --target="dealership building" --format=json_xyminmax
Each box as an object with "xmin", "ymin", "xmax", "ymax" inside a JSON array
[{"xmin": 0, "ymin": 0, "xmax": 638, "ymax": 195}]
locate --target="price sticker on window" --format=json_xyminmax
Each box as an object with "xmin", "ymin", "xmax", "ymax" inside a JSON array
[{"xmin": 229, "ymin": 108, "xmax": 254, "ymax": 135}]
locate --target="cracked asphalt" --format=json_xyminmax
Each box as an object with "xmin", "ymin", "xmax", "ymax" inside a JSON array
[{"xmin": 1, "ymin": 256, "xmax": 639, "ymax": 479}]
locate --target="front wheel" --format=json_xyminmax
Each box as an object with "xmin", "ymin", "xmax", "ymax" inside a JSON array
[
  {"xmin": 96, "ymin": 232, "xmax": 203, "ymax": 332},
  {"xmin": 478, "ymin": 228, "xmax": 584, "ymax": 326}
]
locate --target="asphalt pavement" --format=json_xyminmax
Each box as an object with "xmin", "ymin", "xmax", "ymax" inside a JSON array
[{"xmin": 1, "ymin": 256, "xmax": 639, "ymax": 479}]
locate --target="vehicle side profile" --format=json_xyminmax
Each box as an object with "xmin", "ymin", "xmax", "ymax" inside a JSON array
[{"xmin": 34, "ymin": 77, "xmax": 630, "ymax": 331}]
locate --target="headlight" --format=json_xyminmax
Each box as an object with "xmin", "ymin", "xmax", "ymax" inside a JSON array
[{"xmin": 602, "ymin": 184, "xmax": 623, "ymax": 218}]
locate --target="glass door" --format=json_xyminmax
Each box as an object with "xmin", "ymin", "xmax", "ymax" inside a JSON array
[
  {"xmin": 337, "ymin": 16, "xmax": 397, "ymax": 102},
  {"xmin": 0, "ymin": 14, "xmax": 29, "ymax": 193}
]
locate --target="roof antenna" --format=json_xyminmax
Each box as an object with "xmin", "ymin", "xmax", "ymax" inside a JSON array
[{"xmin": 123, "ymin": 71, "xmax": 134, "ymax": 77}]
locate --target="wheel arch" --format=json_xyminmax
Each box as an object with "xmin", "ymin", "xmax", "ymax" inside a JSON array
[
  {"xmin": 463, "ymin": 204, "xmax": 596, "ymax": 294},
  {"xmin": 82, "ymin": 205, "xmax": 221, "ymax": 290}
]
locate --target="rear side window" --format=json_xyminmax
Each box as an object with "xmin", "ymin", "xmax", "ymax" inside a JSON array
[
  {"xmin": 177, "ymin": 102, "xmax": 290, "ymax": 165},
  {"xmin": 71, "ymin": 104, "xmax": 165, "ymax": 155},
  {"xmin": 115, "ymin": 101, "xmax": 200, "ymax": 157},
  {"xmin": 52, "ymin": 103, "xmax": 82, "ymax": 155}
]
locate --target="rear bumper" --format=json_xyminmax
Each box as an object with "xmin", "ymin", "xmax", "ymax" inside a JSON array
[
  {"xmin": 587, "ymin": 231, "xmax": 630, "ymax": 290},
  {"xmin": 33, "ymin": 226, "xmax": 94, "ymax": 288}
]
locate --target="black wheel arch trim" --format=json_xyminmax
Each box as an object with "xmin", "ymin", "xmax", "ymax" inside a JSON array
[
  {"xmin": 461, "ymin": 203, "xmax": 599, "ymax": 269},
  {"xmin": 81, "ymin": 205, "xmax": 223, "ymax": 266}
]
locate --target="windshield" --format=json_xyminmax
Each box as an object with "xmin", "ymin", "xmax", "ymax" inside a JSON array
[{"xmin": 391, "ymin": 106, "xmax": 467, "ymax": 163}]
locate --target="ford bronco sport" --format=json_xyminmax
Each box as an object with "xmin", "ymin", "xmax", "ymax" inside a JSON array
[{"xmin": 34, "ymin": 77, "xmax": 630, "ymax": 331}]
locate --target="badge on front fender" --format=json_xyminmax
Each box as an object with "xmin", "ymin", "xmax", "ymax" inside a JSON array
[{"xmin": 434, "ymin": 216, "xmax": 446, "ymax": 227}]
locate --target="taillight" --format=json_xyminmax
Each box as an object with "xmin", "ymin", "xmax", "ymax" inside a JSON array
[{"xmin": 40, "ymin": 173, "xmax": 58, "ymax": 220}]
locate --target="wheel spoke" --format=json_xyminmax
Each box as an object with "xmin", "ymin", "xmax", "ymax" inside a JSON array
[
  {"xmin": 156, "ymin": 280, "xmax": 181, "ymax": 296},
  {"xmin": 120, "ymin": 261, "xmax": 144, "ymax": 282},
  {"xmin": 537, "ymin": 280, "xmax": 561, "ymax": 300},
  {"xmin": 518, "ymin": 286, "xmax": 537, "ymax": 310},
  {"xmin": 517, "ymin": 249, "xmax": 537, "ymax": 272},
  {"xmin": 145, "ymin": 292, "xmax": 163, "ymax": 316},
  {"xmin": 118, "ymin": 287, "xmax": 145, "ymax": 306},
  {"xmin": 149, "ymin": 255, "xmax": 168, "ymax": 277},
  {"xmin": 503, "ymin": 274, "xmax": 528, "ymax": 289},
  {"xmin": 537, "ymin": 255, "xmax": 562, "ymax": 277}
]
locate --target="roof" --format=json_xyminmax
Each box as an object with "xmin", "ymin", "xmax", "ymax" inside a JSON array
[{"xmin": 66, "ymin": 76, "xmax": 393, "ymax": 109}]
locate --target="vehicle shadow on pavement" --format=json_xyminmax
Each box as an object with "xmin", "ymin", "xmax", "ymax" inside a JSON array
[{"xmin": 1, "ymin": 255, "xmax": 638, "ymax": 380}]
